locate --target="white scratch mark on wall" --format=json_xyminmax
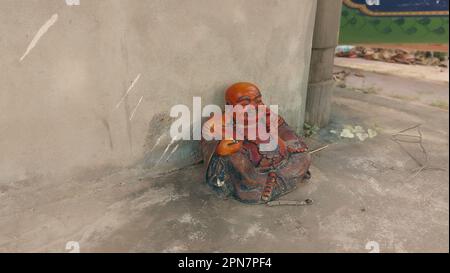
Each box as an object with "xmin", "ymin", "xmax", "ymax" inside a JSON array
[
  {"xmin": 149, "ymin": 134, "xmax": 165, "ymax": 153},
  {"xmin": 129, "ymin": 96, "xmax": 144, "ymax": 121},
  {"xmin": 165, "ymin": 144, "xmax": 179, "ymax": 162},
  {"xmin": 155, "ymin": 137, "xmax": 179, "ymax": 166},
  {"xmin": 115, "ymin": 73, "xmax": 142, "ymax": 109},
  {"xmin": 20, "ymin": 14, "xmax": 58, "ymax": 62}
]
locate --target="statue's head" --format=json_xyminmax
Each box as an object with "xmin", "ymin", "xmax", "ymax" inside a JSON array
[{"xmin": 225, "ymin": 82, "xmax": 264, "ymax": 107}]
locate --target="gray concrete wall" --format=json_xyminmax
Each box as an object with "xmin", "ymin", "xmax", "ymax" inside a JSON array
[{"xmin": 0, "ymin": 0, "xmax": 316, "ymax": 183}]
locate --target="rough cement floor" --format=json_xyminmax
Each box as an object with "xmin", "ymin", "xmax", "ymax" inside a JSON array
[{"xmin": 0, "ymin": 67, "xmax": 448, "ymax": 253}]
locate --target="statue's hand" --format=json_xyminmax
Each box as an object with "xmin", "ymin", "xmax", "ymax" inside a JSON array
[
  {"xmin": 286, "ymin": 140, "xmax": 308, "ymax": 153},
  {"xmin": 216, "ymin": 139, "xmax": 243, "ymax": 156}
]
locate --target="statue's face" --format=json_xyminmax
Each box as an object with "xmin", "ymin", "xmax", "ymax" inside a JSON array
[
  {"xmin": 225, "ymin": 82, "xmax": 264, "ymax": 107},
  {"xmin": 225, "ymin": 83, "xmax": 266, "ymax": 127}
]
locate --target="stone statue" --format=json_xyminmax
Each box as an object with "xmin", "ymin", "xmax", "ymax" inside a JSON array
[{"xmin": 201, "ymin": 82, "xmax": 312, "ymax": 204}]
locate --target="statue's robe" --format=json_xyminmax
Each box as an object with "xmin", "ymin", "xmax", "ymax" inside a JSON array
[{"xmin": 201, "ymin": 114, "xmax": 311, "ymax": 204}]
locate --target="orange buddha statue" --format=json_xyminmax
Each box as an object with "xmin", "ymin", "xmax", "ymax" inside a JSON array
[{"xmin": 201, "ymin": 82, "xmax": 312, "ymax": 204}]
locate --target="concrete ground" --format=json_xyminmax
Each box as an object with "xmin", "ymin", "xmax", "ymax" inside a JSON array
[
  {"xmin": 335, "ymin": 68, "xmax": 449, "ymax": 109},
  {"xmin": 0, "ymin": 63, "xmax": 448, "ymax": 253}
]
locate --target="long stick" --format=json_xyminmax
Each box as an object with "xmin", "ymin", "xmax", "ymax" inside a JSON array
[
  {"xmin": 266, "ymin": 199, "xmax": 313, "ymax": 207},
  {"xmin": 309, "ymin": 145, "xmax": 329, "ymax": 155}
]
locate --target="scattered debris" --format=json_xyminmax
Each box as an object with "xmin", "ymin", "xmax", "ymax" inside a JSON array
[
  {"xmin": 335, "ymin": 46, "xmax": 448, "ymax": 67},
  {"xmin": 353, "ymin": 125, "xmax": 365, "ymax": 134},
  {"xmin": 333, "ymin": 70, "xmax": 380, "ymax": 93},
  {"xmin": 356, "ymin": 132, "xmax": 369, "ymax": 141},
  {"xmin": 333, "ymin": 125, "xmax": 378, "ymax": 141},
  {"xmin": 368, "ymin": 129, "xmax": 378, "ymax": 138},
  {"xmin": 335, "ymin": 45, "xmax": 357, "ymax": 58},
  {"xmin": 333, "ymin": 70, "xmax": 350, "ymax": 88},
  {"xmin": 340, "ymin": 128, "xmax": 355, "ymax": 138}
]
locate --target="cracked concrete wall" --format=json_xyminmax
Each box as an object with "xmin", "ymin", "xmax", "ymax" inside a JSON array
[{"xmin": 0, "ymin": 0, "xmax": 316, "ymax": 182}]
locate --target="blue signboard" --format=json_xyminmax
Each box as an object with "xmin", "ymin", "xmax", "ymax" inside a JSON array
[{"xmin": 344, "ymin": 0, "xmax": 449, "ymax": 16}]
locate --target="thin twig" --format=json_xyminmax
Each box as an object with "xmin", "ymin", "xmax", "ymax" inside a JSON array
[
  {"xmin": 392, "ymin": 123, "xmax": 422, "ymax": 135},
  {"xmin": 392, "ymin": 124, "xmax": 425, "ymax": 168},
  {"xmin": 309, "ymin": 145, "xmax": 329, "ymax": 155},
  {"xmin": 390, "ymin": 124, "xmax": 446, "ymax": 182},
  {"xmin": 266, "ymin": 199, "xmax": 313, "ymax": 207}
]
